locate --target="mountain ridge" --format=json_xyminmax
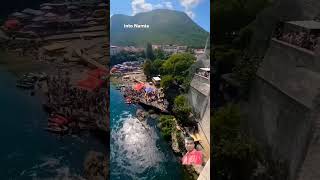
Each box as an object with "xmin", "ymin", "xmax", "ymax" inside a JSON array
[{"xmin": 110, "ymin": 9, "xmax": 209, "ymax": 48}]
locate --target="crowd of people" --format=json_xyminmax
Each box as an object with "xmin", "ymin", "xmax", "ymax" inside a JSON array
[
  {"xmin": 196, "ymin": 70, "xmax": 210, "ymax": 78},
  {"xmin": 45, "ymin": 73, "xmax": 107, "ymax": 124},
  {"xmin": 121, "ymin": 85, "xmax": 168, "ymax": 109},
  {"xmin": 122, "ymin": 86, "xmax": 143, "ymax": 100},
  {"xmin": 274, "ymin": 26, "xmax": 319, "ymax": 51},
  {"xmin": 144, "ymin": 90, "xmax": 164, "ymax": 103}
]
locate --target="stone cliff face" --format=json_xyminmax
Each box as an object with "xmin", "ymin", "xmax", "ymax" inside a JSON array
[{"xmin": 244, "ymin": 1, "xmax": 320, "ymax": 179}]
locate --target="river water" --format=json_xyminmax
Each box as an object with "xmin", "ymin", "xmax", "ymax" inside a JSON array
[
  {"xmin": 0, "ymin": 67, "xmax": 105, "ymax": 179},
  {"xmin": 0, "ymin": 65, "xmax": 184, "ymax": 179},
  {"xmin": 110, "ymin": 84, "xmax": 183, "ymax": 180}
]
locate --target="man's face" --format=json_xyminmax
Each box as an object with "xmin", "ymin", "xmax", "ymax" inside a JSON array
[{"xmin": 185, "ymin": 140, "xmax": 195, "ymax": 152}]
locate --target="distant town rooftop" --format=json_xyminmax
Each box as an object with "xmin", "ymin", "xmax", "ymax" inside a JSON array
[{"xmin": 287, "ymin": 20, "xmax": 320, "ymax": 30}]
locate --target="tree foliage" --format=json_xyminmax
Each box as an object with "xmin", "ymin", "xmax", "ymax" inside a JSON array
[
  {"xmin": 160, "ymin": 75, "xmax": 174, "ymax": 90},
  {"xmin": 143, "ymin": 52, "xmax": 196, "ymax": 92},
  {"xmin": 150, "ymin": 59, "xmax": 165, "ymax": 77},
  {"xmin": 213, "ymin": 0, "xmax": 270, "ymax": 43},
  {"xmin": 232, "ymin": 56, "xmax": 260, "ymax": 97},
  {"xmin": 211, "ymin": 1, "xmax": 290, "ymax": 179},
  {"xmin": 154, "ymin": 48, "xmax": 169, "ymax": 60},
  {"xmin": 143, "ymin": 59, "xmax": 152, "ymax": 78},
  {"xmin": 173, "ymin": 95, "xmax": 192, "ymax": 125},
  {"xmin": 212, "ymin": 104, "xmax": 242, "ymax": 133},
  {"xmin": 162, "ymin": 53, "xmax": 195, "ymax": 76},
  {"xmin": 212, "ymin": 0, "xmax": 269, "ymax": 104},
  {"xmin": 146, "ymin": 43, "xmax": 155, "ymax": 60},
  {"xmin": 212, "ymin": 104, "xmax": 260, "ymax": 180},
  {"xmin": 158, "ymin": 115, "xmax": 176, "ymax": 141},
  {"xmin": 211, "ymin": 103, "xmax": 290, "ymax": 180},
  {"xmin": 214, "ymin": 47, "xmax": 242, "ymax": 74}
]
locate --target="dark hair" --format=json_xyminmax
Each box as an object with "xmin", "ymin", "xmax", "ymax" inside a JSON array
[{"xmin": 185, "ymin": 137, "xmax": 194, "ymax": 142}]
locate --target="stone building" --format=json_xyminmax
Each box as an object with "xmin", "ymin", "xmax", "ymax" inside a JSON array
[
  {"xmin": 247, "ymin": 20, "xmax": 320, "ymax": 180},
  {"xmin": 188, "ymin": 45, "xmax": 210, "ymax": 180}
]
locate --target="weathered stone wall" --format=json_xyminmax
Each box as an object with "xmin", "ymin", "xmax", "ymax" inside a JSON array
[
  {"xmin": 197, "ymin": 159, "xmax": 210, "ymax": 180},
  {"xmin": 188, "ymin": 75, "xmax": 210, "ymax": 145},
  {"xmin": 189, "ymin": 77, "xmax": 210, "ymax": 118},
  {"xmin": 199, "ymin": 97, "xmax": 210, "ymax": 144},
  {"xmin": 257, "ymin": 39, "xmax": 320, "ymax": 109},
  {"xmin": 296, "ymin": 94, "xmax": 320, "ymax": 180},
  {"xmin": 244, "ymin": 0, "xmax": 320, "ymax": 179},
  {"xmin": 245, "ymin": 38, "xmax": 320, "ymax": 179},
  {"xmin": 246, "ymin": 77, "xmax": 312, "ymax": 180}
]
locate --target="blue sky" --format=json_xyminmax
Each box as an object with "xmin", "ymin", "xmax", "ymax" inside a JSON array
[{"xmin": 110, "ymin": 0, "xmax": 210, "ymax": 32}]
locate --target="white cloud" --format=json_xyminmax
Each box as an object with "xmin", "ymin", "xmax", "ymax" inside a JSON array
[
  {"xmin": 132, "ymin": 0, "xmax": 153, "ymax": 15},
  {"xmin": 179, "ymin": 0, "xmax": 201, "ymax": 19},
  {"xmin": 153, "ymin": 2, "xmax": 173, "ymax": 9},
  {"xmin": 179, "ymin": 0, "xmax": 201, "ymax": 8},
  {"xmin": 153, "ymin": 3, "xmax": 164, "ymax": 9},
  {"xmin": 131, "ymin": 0, "xmax": 174, "ymax": 15},
  {"xmin": 185, "ymin": 10, "xmax": 195, "ymax": 19},
  {"xmin": 163, "ymin": 2, "xmax": 173, "ymax": 9}
]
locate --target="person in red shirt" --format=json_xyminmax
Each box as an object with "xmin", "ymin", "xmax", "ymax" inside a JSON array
[{"xmin": 182, "ymin": 137, "xmax": 203, "ymax": 166}]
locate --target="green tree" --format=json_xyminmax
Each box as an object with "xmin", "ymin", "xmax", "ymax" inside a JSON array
[
  {"xmin": 212, "ymin": 104, "xmax": 260, "ymax": 180},
  {"xmin": 213, "ymin": 0, "xmax": 270, "ymax": 43},
  {"xmin": 150, "ymin": 59, "xmax": 165, "ymax": 76},
  {"xmin": 212, "ymin": 104, "xmax": 242, "ymax": 133},
  {"xmin": 146, "ymin": 43, "xmax": 155, "ymax": 60},
  {"xmin": 158, "ymin": 115, "xmax": 175, "ymax": 141},
  {"xmin": 160, "ymin": 75, "xmax": 174, "ymax": 89},
  {"xmin": 162, "ymin": 53, "xmax": 195, "ymax": 76},
  {"xmin": 143, "ymin": 60, "xmax": 152, "ymax": 78},
  {"xmin": 175, "ymin": 75, "xmax": 186, "ymax": 84},
  {"xmin": 154, "ymin": 48, "xmax": 166, "ymax": 60},
  {"xmin": 173, "ymin": 95, "xmax": 192, "ymax": 125},
  {"xmin": 232, "ymin": 56, "xmax": 259, "ymax": 97}
]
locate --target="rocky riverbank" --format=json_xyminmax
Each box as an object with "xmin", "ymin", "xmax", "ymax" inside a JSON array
[{"xmin": 134, "ymin": 107, "xmax": 200, "ymax": 180}]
